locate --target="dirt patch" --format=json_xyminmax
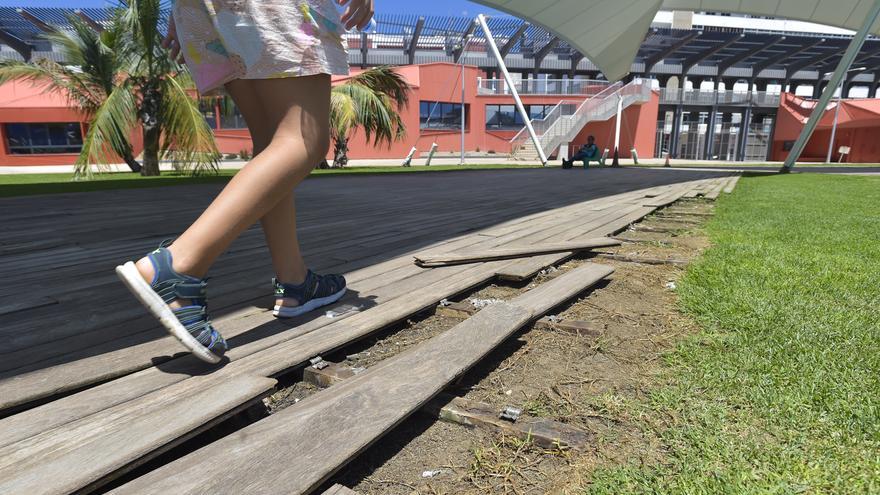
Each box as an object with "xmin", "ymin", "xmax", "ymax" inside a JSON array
[{"xmin": 267, "ymin": 200, "xmax": 715, "ymax": 494}]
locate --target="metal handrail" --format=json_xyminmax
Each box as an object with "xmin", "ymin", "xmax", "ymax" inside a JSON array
[
  {"xmin": 511, "ymin": 79, "xmax": 652, "ymax": 158},
  {"xmin": 477, "ymin": 78, "xmax": 613, "ymax": 96},
  {"xmin": 658, "ymin": 89, "xmax": 782, "ymax": 107},
  {"xmin": 509, "ymin": 82, "xmax": 618, "ymax": 152}
]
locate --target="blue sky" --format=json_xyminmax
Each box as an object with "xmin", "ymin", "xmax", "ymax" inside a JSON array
[{"xmin": 0, "ymin": 0, "xmax": 506, "ymax": 17}]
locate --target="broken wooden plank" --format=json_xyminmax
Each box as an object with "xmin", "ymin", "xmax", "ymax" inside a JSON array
[
  {"xmin": 0, "ymin": 375, "xmax": 277, "ymax": 495},
  {"xmin": 110, "ymin": 263, "xmax": 614, "ymax": 495},
  {"xmin": 534, "ymin": 318, "xmax": 603, "ymax": 338},
  {"xmin": 435, "ymin": 300, "xmax": 478, "ymax": 318},
  {"xmin": 426, "ymin": 395, "xmax": 590, "ymax": 449},
  {"xmin": 631, "ymin": 224, "xmax": 684, "ymax": 234},
  {"xmin": 304, "ymin": 361, "xmax": 364, "ymax": 389},
  {"xmin": 413, "ymin": 238, "xmax": 620, "ymax": 268},
  {"xmin": 595, "ymin": 253, "xmax": 689, "ymax": 267}
]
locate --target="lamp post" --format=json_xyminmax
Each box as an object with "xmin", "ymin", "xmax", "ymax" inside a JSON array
[{"xmin": 825, "ymin": 67, "xmax": 865, "ymax": 164}]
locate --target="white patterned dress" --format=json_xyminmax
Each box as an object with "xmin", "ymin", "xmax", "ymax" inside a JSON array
[{"xmin": 172, "ymin": 0, "xmax": 350, "ymax": 95}]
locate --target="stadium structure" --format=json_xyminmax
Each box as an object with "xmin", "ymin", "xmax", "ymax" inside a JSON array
[{"xmin": 1, "ymin": 7, "xmax": 880, "ymax": 165}]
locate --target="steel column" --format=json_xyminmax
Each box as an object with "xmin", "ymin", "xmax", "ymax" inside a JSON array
[{"xmin": 477, "ymin": 14, "xmax": 547, "ymax": 165}]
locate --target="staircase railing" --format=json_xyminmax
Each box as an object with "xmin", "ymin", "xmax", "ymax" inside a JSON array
[{"xmin": 510, "ymin": 79, "xmax": 652, "ymax": 159}]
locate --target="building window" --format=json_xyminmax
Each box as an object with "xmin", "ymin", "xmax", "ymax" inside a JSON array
[
  {"xmin": 420, "ymin": 101, "xmax": 467, "ymax": 130},
  {"xmin": 486, "ymin": 104, "xmax": 556, "ymax": 130},
  {"xmin": 5, "ymin": 123, "xmax": 83, "ymax": 154},
  {"xmin": 199, "ymin": 99, "xmax": 218, "ymax": 129},
  {"xmin": 218, "ymin": 96, "xmax": 248, "ymax": 129}
]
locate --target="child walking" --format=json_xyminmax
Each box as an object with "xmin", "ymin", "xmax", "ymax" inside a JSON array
[{"xmin": 116, "ymin": 0, "xmax": 375, "ymax": 363}]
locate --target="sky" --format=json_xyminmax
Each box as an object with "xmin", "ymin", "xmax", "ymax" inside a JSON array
[{"xmin": 0, "ymin": 0, "xmax": 507, "ymax": 17}]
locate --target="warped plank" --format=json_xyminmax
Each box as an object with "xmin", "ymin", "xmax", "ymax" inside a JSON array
[
  {"xmin": 110, "ymin": 263, "xmax": 613, "ymax": 495},
  {"xmin": 496, "ymin": 205, "xmax": 656, "ymax": 281},
  {"xmin": 413, "ymin": 238, "xmax": 620, "ymax": 267}
]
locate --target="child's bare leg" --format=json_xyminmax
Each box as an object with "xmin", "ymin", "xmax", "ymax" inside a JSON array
[
  {"xmin": 134, "ymin": 75, "xmax": 329, "ymax": 289},
  {"xmin": 221, "ymin": 81, "xmax": 309, "ymax": 287}
]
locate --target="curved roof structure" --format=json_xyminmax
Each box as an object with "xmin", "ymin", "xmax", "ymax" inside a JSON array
[{"xmin": 472, "ymin": 0, "xmax": 880, "ymax": 80}]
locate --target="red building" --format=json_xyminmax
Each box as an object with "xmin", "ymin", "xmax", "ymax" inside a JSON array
[
  {"xmin": 773, "ymin": 93, "xmax": 880, "ymax": 163},
  {"xmin": 0, "ymin": 63, "xmax": 660, "ymax": 166},
  {"xmin": 1, "ymin": 62, "xmax": 880, "ymax": 167}
]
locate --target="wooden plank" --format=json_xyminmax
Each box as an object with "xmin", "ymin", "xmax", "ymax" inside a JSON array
[
  {"xmin": 109, "ymin": 263, "xmax": 613, "ymax": 495},
  {"xmin": 0, "ymin": 192, "xmax": 611, "ymax": 418},
  {"xmin": 704, "ymin": 178, "xmax": 726, "ymax": 200},
  {"xmin": 496, "ymin": 206, "xmax": 655, "ymax": 281},
  {"xmin": 413, "ymin": 238, "xmax": 620, "ymax": 267},
  {"xmin": 0, "ymin": 375, "xmax": 276, "ymax": 495},
  {"xmin": 595, "ymin": 253, "xmax": 689, "ymax": 267},
  {"xmin": 723, "ymin": 175, "xmax": 741, "ymax": 194},
  {"xmin": 426, "ymin": 395, "xmax": 591, "ymax": 449}
]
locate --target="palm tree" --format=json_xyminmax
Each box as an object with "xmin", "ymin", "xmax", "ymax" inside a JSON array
[
  {"xmin": 0, "ymin": 0, "xmax": 218, "ymax": 178},
  {"xmin": 325, "ymin": 66, "xmax": 410, "ymax": 167}
]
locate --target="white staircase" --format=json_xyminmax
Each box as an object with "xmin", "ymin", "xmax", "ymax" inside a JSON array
[{"xmin": 510, "ymin": 79, "xmax": 653, "ymax": 161}]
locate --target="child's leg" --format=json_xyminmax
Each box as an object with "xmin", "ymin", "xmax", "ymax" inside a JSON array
[
  {"xmin": 223, "ymin": 81, "xmax": 308, "ymax": 286},
  {"xmin": 135, "ymin": 75, "xmax": 330, "ymax": 285}
]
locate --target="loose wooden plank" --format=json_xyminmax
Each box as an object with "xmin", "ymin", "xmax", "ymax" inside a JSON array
[
  {"xmin": 496, "ymin": 206, "xmax": 655, "ymax": 281},
  {"xmin": 0, "ymin": 375, "xmax": 276, "ymax": 495},
  {"xmin": 110, "ymin": 263, "xmax": 613, "ymax": 495},
  {"xmin": 413, "ymin": 238, "xmax": 620, "ymax": 267}
]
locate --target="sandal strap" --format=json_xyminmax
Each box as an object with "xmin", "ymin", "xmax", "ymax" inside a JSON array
[
  {"xmin": 145, "ymin": 243, "xmax": 226, "ymax": 356},
  {"xmin": 173, "ymin": 305, "xmax": 226, "ymax": 355}
]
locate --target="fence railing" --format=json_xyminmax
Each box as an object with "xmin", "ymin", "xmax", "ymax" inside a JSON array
[
  {"xmin": 477, "ymin": 78, "xmax": 614, "ymax": 96},
  {"xmin": 659, "ymin": 89, "xmax": 782, "ymax": 107}
]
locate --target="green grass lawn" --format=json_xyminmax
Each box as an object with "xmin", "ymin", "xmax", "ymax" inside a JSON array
[
  {"xmin": 630, "ymin": 162, "xmax": 880, "ymax": 168},
  {"xmin": 0, "ymin": 164, "xmax": 542, "ymax": 198},
  {"xmin": 586, "ymin": 174, "xmax": 880, "ymax": 493}
]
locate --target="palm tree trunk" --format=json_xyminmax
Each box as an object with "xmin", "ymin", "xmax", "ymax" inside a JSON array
[
  {"xmin": 333, "ymin": 137, "xmax": 349, "ymax": 168},
  {"xmin": 140, "ymin": 84, "xmax": 161, "ymax": 176},
  {"xmin": 141, "ymin": 124, "xmax": 161, "ymax": 176}
]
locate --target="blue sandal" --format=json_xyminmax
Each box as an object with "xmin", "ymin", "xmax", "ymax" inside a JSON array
[
  {"xmin": 116, "ymin": 245, "xmax": 227, "ymax": 363},
  {"xmin": 273, "ymin": 270, "xmax": 347, "ymax": 318}
]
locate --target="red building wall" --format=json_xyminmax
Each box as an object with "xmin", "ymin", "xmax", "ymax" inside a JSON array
[
  {"xmin": 570, "ymin": 91, "xmax": 659, "ymax": 159},
  {"xmin": 0, "ymin": 63, "xmax": 659, "ymax": 166},
  {"xmin": 772, "ymin": 93, "xmax": 880, "ymax": 163}
]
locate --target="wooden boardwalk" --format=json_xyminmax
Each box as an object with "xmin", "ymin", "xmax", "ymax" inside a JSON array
[{"xmin": 0, "ymin": 167, "xmax": 740, "ymax": 494}]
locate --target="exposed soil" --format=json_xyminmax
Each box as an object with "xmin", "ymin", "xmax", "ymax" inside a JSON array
[{"xmin": 265, "ymin": 199, "xmax": 716, "ymax": 494}]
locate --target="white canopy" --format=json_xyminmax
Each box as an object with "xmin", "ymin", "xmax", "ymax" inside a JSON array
[{"xmin": 473, "ymin": 0, "xmax": 880, "ymax": 81}]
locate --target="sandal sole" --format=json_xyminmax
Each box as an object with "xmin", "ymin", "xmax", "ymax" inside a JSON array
[
  {"xmin": 273, "ymin": 287, "xmax": 347, "ymax": 319},
  {"xmin": 116, "ymin": 261, "xmax": 222, "ymax": 364}
]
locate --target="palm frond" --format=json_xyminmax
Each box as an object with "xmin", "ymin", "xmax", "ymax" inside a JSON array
[
  {"xmin": 123, "ymin": 0, "xmax": 166, "ymax": 76},
  {"xmin": 329, "ymin": 90, "xmax": 358, "ymax": 139},
  {"xmin": 74, "ymin": 81, "xmax": 139, "ymax": 178},
  {"xmin": 332, "ymin": 80, "xmax": 406, "ymax": 147},
  {"xmin": 346, "ymin": 66, "xmax": 410, "ymax": 110},
  {"xmin": 160, "ymin": 72, "xmax": 220, "ymax": 175}
]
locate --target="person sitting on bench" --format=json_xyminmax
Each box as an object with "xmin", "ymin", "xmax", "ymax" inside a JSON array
[{"xmin": 562, "ymin": 136, "xmax": 600, "ymax": 169}]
